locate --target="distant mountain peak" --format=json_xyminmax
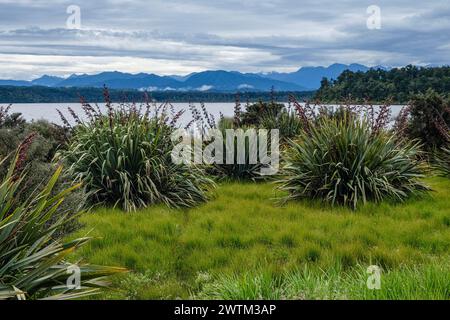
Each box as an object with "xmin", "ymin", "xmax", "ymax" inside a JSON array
[
  {"xmin": 0, "ymin": 63, "xmax": 389, "ymax": 92},
  {"xmin": 260, "ymin": 63, "xmax": 372, "ymax": 90},
  {"xmin": 31, "ymin": 75, "xmax": 65, "ymax": 86}
]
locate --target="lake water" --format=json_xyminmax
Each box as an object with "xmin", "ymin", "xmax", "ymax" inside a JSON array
[
  {"xmin": 7, "ymin": 103, "xmax": 406, "ymax": 127},
  {"xmin": 8, "ymin": 103, "xmax": 237, "ymax": 127}
]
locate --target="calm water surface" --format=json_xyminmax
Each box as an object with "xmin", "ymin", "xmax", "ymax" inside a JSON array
[{"xmin": 8, "ymin": 103, "xmax": 405, "ymax": 127}]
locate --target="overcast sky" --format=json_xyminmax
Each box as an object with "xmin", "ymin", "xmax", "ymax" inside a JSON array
[{"xmin": 0, "ymin": 0, "xmax": 449, "ymax": 80}]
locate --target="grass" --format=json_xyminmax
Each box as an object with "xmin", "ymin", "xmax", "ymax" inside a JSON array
[
  {"xmin": 69, "ymin": 177, "xmax": 450, "ymax": 300},
  {"xmin": 195, "ymin": 262, "xmax": 450, "ymax": 300}
]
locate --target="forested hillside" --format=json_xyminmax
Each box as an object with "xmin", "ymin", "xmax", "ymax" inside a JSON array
[
  {"xmin": 315, "ymin": 65, "xmax": 450, "ymax": 103},
  {"xmin": 0, "ymin": 85, "xmax": 314, "ymax": 103}
]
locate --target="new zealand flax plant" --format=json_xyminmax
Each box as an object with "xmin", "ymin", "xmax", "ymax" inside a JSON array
[
  {"xmin": 0, "ymin": 152, "xmax": 125, "ymax": 300},
  {"xmin": 277, "ymin": 96, "xmax": 429, "ymax": 209},
  {"xmin": 57, "ymin": 89, "xmax": 214, "ymax": 212}
]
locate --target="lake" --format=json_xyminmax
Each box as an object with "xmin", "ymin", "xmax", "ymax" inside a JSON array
[{"xmin": 7, "ymin": 103, "xmax": 406, "ymax": 127}]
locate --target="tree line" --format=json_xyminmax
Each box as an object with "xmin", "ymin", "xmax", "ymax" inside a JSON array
[
  {"xmin": 315, "ymin": 65, "xmax": 450, "ymax": 103},
  {"xmin": 0, "ymin": 85, "xmax": 314, "ymax": 103}
]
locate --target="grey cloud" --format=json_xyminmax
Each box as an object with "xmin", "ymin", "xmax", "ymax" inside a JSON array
[{"xmin": 0, "ymin": 0, "xmax": 448, "ymax": 79}]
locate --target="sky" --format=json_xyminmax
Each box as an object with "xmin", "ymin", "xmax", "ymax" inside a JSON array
[{"xmin": 0, "ymin": 0, "xmax": 449, "ymax": 80}]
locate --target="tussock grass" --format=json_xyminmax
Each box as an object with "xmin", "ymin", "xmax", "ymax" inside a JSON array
[
  {"xmin": 70, "ymin": 177, "xmax": 450, "ymax": 300},
  {"xmin": 195, "ymin": 262, "xmax": 450, "ymax": 300}
]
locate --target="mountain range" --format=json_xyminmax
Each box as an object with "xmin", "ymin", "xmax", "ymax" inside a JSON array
[{"xmin": 0, "ymin": 63, "xmax": 384, "ymax": 92}]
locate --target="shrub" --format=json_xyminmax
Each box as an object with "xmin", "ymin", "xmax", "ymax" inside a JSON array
[
  {"xmin": 239, "ymin": 101, "xmax": 285, "ymax": 126},
  {"xmin": 260, "ymin": 108, "xmax": 303, "ymax": 142},
  {"xmin": 277, "ymin": 113, "xmax": 428, "ymax": 209},
  {"xmin": 191, "ymin": 108, "xmax": 277, "ymax": 181},
  {"xmin": 208, "ymin": 118, "xmax": 267, "ymax": 181},
  {"xmin": 0, "ymin": 109, "xmax": 69, "ymax": 175},
  {"xmin": 407, "ymin": 89, "xmax": 450, "ymax": 150},
  {"xmin": 59, "ymin": 96, "xmax": 214, "ymax": 211},
  {"xmin": 189, "ymin": 99, "xmax": 285, "ymax": 181},
  {"xmin": 0, "ymin": 154, "xmax": 125, "ymax": 300}
]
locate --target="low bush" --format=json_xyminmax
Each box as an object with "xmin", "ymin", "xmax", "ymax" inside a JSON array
[
  {"xmin": 239, "ymin": 101, "xmax": 285, "ymax": 127},
  {"xmin": 407, "ymin": 89, "xmax": 450, "ymax": 150},
  {"xmin": 260, "ymin": 108, "xmax": 302, "ymax": 142},
  {"xmin": 189, "ymin": 99, "xmax": 285, "ymax": 181},
  {"xmin": 0, "ymin": 108, "xmax": 85, "ymax": 235},
  {"xmin": 208, "ymin": 117, "xmax": 267, "ymax": 181}
]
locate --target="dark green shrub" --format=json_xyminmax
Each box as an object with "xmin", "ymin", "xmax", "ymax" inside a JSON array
[
  {"xmin": 240, "ymin": 101, "xmax": 284, "ymax": 126},
  {"xmin": 59, "ymin": 99, "xmax": 214, "ymax": 212},
  {"xmin": 189, "ymin": 99, "xmax": 286, "ymax": 181},
  {"xmin": 260, "ymin": 108, "xmax": 302, "ymax": 142},
  {"xmin": 198, "ymin": 106, "xmax": 281, "ymax": 181},
  {"xmin": 407, "ymin": 89, "xmax": 450, "ymax": 150},
  {"xmin": 277, "ymin": 114, "xmax": 429, "ymax": 209},
  {"xmin": 0, "ymin": 113, "xmax": 69, "ymax": 178},
  {"xmin": 207, "ymin": 118, "xmax": 266, "ymax": 181}
]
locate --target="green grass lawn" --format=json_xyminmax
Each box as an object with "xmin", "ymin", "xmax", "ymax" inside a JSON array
[{"xmin": 70, "ymin": 177, "xmax": 450, "ymax": 300}]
